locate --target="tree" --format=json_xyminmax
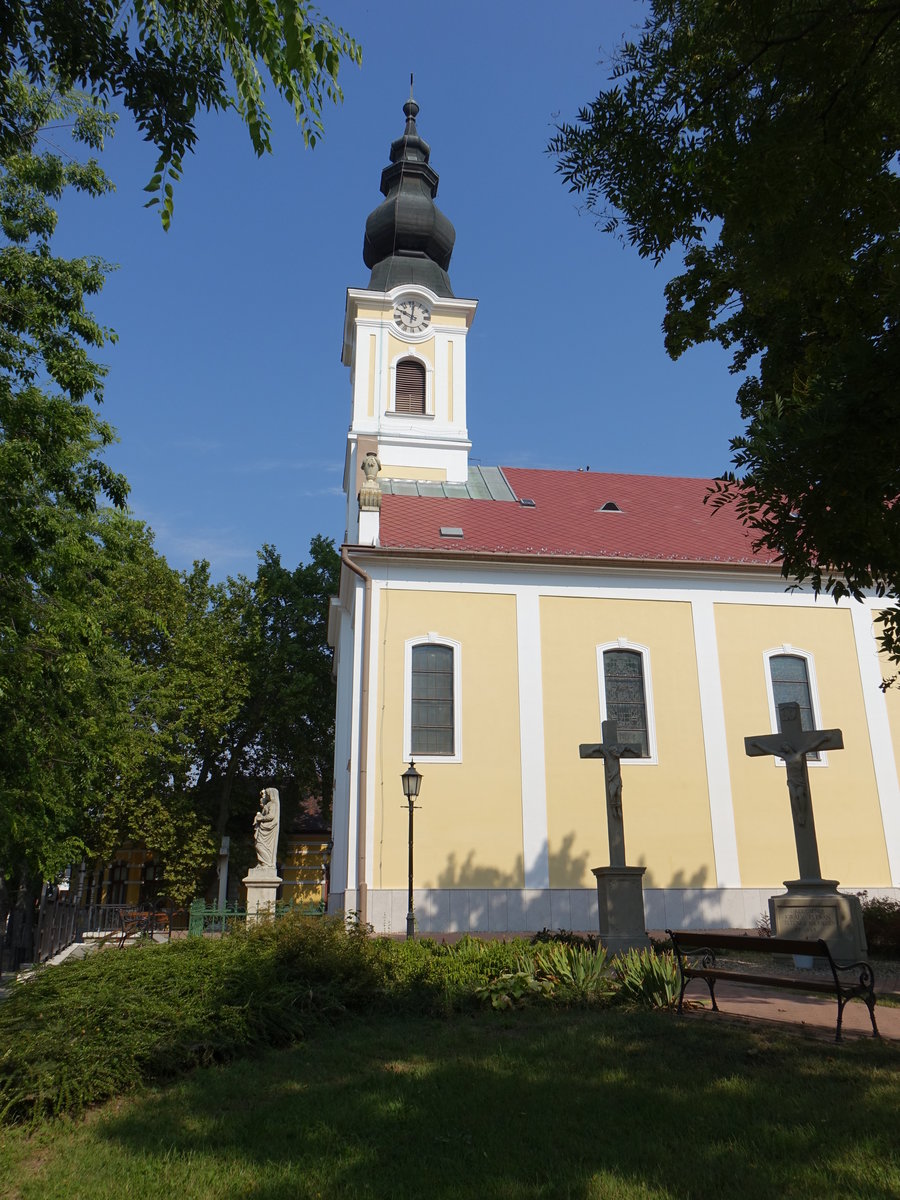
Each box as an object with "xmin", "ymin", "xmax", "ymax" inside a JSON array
[
  {"xmin": 549, "ymin": 0, "xmax": 900, "ymax": 674},
  {"xmin": 190, "ymin": 537, "xmax": 340, "ymax": 885},
  {"xmin": 0, "ymin": 1, "xmax": 361, "ymax": 226},
  {"xmin": 1, "ymin": 77, "xmax": 340, "ymax": 916},
  {"xmin": 0, "ymin": 78, "xmax": 240, "ymax": 908}
]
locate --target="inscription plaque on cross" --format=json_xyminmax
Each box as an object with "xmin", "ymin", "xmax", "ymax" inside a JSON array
[
  {"xmin": 744, "ymin": 701, "xmax": 843, "ymax": 881},
  {"xmin": 579, "ymin": 719, "xmax": 641, "ymax": 867}
]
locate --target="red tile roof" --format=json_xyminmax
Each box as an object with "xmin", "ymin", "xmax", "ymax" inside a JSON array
[{"xmin": 378, "ymin": 467, "xmax": 781, "ymax": 566}]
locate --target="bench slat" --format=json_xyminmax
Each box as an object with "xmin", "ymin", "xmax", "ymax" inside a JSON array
[
  {"xmin": 669, "ymin": 931, "xmax": 824, "ymax": 957},
  {"xmin": 685, "ymin": 968, "xmax": 835, "ymax": 993}
]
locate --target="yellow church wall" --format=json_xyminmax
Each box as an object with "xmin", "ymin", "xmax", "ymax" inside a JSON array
[
  {"xmin": 380, "ymin": 466, "xmax": 448, "ymax": 482},
  {"xmin": 540, "ymin": 596, "xmax": 715, "ymax": 891},
  {"xmin": 715, "ymin": 603, "xmax": 890, "ymax": 886},
  {"xmin": 355, "ymin": 305, "xmax": 469, "ymax": 330},
  {"xmin": 374, "ymin": 588, "xmax": 524, "ymax": 890},
  {"xmin": 387, "ymin": 332, "xmax": 435, "ymax": 369}
]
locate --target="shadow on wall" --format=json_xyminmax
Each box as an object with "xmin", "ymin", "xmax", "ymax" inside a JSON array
[
  {"xmin": 435, "ymin": 833, "xmax": 591, "ymax": 891},
  {"xmin": 640, "ymin": 861, "xmax": 709, "ymax": 891}
]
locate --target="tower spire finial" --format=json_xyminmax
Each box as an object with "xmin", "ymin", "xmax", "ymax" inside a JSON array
[{"xmin": 410, "ymin": 72, "xmax": 414, "ymax": 100}]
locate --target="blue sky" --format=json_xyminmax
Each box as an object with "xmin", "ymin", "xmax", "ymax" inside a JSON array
[{"xmin": 52, "ymin": 0, "xmax": 743, "ymax": 581}]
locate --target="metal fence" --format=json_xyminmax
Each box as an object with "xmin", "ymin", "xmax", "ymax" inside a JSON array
[
  {"xmin": 1, "ymin": 892, "xmax": 328, "ymax": 977},
  {"xmin": 187, "ymin": 899, "xmax": 326, "ymax": 937}
]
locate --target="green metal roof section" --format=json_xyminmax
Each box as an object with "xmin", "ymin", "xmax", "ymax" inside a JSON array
[{"xmin": 380, "ymin": 466, "xmax": 516, "ymax": 502}]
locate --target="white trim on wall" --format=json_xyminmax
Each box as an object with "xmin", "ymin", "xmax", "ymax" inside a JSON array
[
  {"xmin": 402, "ymin": 632, "xmax": 463, "ymax": 764},
  {"xmin": 596, "ymin": 638, "xmax": 658, "ymax": 765},
  {"xmin": 516, "ymin": 589, "xmax": 550, "ymax": 890},
  {"xmin": 691, "ymin": 597, "xmax": 742, "ymax": 887},
  {"xmin": 850, "ymin": 604, "xmax": 900, "ymax": 886}
]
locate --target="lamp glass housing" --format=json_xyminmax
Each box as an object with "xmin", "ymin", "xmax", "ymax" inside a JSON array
[{"xmin": 401, "ymin": 761, "xmax": 422, "ymax": 800}]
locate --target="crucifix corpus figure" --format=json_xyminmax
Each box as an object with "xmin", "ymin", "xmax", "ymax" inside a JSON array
[
  {"xmin": 744, "ymin": 702, "xmax": 843, "ymax": 881},
  {"xmin": 580, "ymin": 719, "xmax": 641, "ymax": 867}
]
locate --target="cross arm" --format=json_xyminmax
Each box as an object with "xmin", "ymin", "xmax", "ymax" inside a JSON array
[{"xmin": 745, "ymin": 729, "xmax": 844, "ymax": 758}]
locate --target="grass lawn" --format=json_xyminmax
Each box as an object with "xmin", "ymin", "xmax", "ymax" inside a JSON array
[{"xmin": 1, "ymin": 1007, "xmax": 897, "ymax": 1200}]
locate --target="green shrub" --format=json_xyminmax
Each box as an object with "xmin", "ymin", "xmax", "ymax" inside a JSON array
[
  {"xmin": 528, "ymin": 943, "xmax": 615, "ymax": 1003},
  {"xmin": 858, "ymin": 893, "xmax": 900, "ymax": 956},
  {"xmin": 474, "ymin": 943, "xmax": 614, "ymax": 1010},
  {"xmin": 530, "ymin": 927, "xmax": 598, "ymax": 951},
  {"xmin": 0, "ymin": 920, "xmax": 537, "ymax": 1126},
  {"xmin": 0, "ymin": 916, "xmax": 389, "ymax": 1126},
  {"xmin": 474, "ymin": 969, "xmax": 554, "ymax": 1010},
  {"xmin": 613, "ymin": 948, "xmax": 680, "ymax": 1010}
]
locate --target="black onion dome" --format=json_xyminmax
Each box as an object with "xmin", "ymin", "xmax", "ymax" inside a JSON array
[{"xmin": 363, "ymin": 97, "xmax": 456, "ymax": 297}]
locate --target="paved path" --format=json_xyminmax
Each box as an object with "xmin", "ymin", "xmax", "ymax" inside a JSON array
[{"xmin": 684, "ymin": 979, "xmax": 900, "ymax": 1042}]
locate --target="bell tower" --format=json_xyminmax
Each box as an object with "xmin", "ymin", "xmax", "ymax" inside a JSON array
[{"xmin": 341, "ymin": 95, "xmax": 477, "ymax": 543}]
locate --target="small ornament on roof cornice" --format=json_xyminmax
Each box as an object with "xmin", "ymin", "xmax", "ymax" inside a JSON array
[{"xmin": 359, "ymin": 451, "xmax": 382, "ymax": 512}]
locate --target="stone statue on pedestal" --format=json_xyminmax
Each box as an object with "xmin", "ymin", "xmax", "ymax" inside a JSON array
[
  {"xmin": 252, "ymin": 787, "xmax": 280, "ymax": 870},
  {"xmin": 244, "ymin": 786, "xmax": 282, "ymax": 923}
]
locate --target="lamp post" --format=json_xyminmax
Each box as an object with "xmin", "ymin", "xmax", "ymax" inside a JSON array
[{"xmin": 401, "ymin": 760, "xmax": 422, "ymax": 940}]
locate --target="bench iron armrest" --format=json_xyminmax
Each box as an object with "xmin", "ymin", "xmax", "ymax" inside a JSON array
[{"xmin": 818, "ymin": 940, "xmax": 876, "ymax": 997}]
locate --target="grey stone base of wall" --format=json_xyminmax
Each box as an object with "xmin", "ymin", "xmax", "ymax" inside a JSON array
[{"xmin": 327, "ymin": 886, "xmax": 900, "ymax": 936}]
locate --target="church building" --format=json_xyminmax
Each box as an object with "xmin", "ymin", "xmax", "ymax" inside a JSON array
[{"xmin": 327, "ymin": 98, "xmax": 900, "ymax": 935}]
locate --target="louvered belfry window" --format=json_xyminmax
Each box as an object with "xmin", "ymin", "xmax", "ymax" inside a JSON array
[
  {"xmin": 395, "ymin": 358, "xmax": 426, "ymax": 414},
  {"xmin": 603, "ymin": 649, "xmax": 650, "ymax": 757}
]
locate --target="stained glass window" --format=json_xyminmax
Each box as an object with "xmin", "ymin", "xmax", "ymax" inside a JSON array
[
  {"xmin": 602, "ymin": 649, "xmax": 649, "ymax": 757},
  {"xmin": 770, "ymin": 653, "xmax": 819, "ymax": 760},
  {"xmin": 411, "ymin": 643, "xmax": 454, "ymax": 755}
]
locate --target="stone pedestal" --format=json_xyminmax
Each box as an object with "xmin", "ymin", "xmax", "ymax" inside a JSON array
[
  {"xmin": 243, "ymin": 867, "xmax": 282, "ymax": 925},
  {"xmin": 592, "ymin": 865, "xmax": 650, "ymax": 955},
  {"xmin": 769, "ymin": 879, "xmax": 867, "ymax": 961}
]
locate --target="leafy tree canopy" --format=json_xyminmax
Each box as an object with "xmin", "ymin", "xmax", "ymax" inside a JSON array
[
  {"xmin": 0, "ymin": 1, "xmax": 361, "ymax": 226},
  {"xmin": 191, "ymin": 537, "xmax": 340, "ymax": 887},
  {"xmin": 550, "ymin": 0, "xmax": 900, "ymax": 673},
  {"xmin": 1, "ymin": 77, "xmax": 339, "ymax": 911}
]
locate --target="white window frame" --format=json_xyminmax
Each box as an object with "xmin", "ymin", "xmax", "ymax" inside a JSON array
[
  {"xmin": 403, "ymin": 633, "xmax": 462, "ymax": 763},
  {"xmin": 388, "ymin": 350, "xmax": 434, "ymax": 418},
  {"xmin": 763, "ymin": 644, "xmax": 828, "ymax": 768},
  {"xmin": 596, "ymin": 638, "xmax": 658, "ymax": 765}
]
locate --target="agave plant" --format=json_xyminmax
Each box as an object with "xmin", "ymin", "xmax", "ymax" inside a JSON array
[
  {"xmin": 614, "ymin": 947, "xmax": 680, "ymax": 1010},
  {"xmin": 527, "ymin": 943, "xmax": 614, "ymax": 1001}
]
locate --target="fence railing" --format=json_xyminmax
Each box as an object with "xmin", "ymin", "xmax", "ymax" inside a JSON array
[
  {"xmin": 187, "ymin": 898, "xmax": 326, "ymax": 937},
  {"xmin": 1, "ymin": 892, "xmax": 328, "ymax": 977}
]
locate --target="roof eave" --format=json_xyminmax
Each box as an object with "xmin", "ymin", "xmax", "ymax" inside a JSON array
[{"xmin": 341, "ymin": 542, "xmax": 783, "ymax": 576}]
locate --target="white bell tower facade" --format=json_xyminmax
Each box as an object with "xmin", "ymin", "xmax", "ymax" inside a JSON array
[{"xmin": 340, "ymin": 97, "xmax": 477, "ymax": 544}]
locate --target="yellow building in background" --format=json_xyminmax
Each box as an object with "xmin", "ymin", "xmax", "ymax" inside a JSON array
[{"xmin": 327, "ymin": 98, "xmax": 900, "ymax": 935}]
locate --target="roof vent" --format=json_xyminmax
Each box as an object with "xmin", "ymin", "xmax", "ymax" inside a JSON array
[
  {"xmin": 519, "ymin": 498, "xmax": 536, "ymax": 507},
  {"xmin": 597, "ymin": 501, "xmax": 623, "ymax": 513},
  {"xmin": 439, "ymin": 526, "xmax": 464, "ymax": 538}
]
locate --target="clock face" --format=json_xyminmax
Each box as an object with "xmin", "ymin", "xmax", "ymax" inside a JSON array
[{"xmin": 393, "ymin": 297, "xmax": 431, "ymax": 333}]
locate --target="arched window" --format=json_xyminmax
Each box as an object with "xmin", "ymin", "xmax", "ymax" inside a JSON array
[
  {"xmin": 767, "ymin": 651, "xmax": 822, "ymax": 761},
  {"xmin": 404, "ymin": 635, "xmax": 462, "ymax": 761},
  {"xmin": 395, "ymin": 357, "xmax": 426, "ymax": 414},
  {"xmin": 601, "ymin": 647, "xmax": 651, "ymax": 758},
  {"xmin": 411, "ymin": 643, "xmax": 454, "ymax": 755}
]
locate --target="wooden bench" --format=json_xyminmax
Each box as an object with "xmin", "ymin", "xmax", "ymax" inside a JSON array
[{"xmin": 666, "ymin": 928, "xmax": 879, "ymax": 1042}]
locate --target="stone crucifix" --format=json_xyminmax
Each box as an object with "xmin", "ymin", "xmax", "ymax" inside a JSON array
[
  {"xmin": 744, "ymin": 702, "xmax": 843, "ymax": 881},
  {"xmin": 579, "ymin": 719, "xmax": 641, "ymax": 867}
]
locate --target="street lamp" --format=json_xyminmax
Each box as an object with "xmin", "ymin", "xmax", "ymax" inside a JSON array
[{"xmin": 401, "ymin": 761, "xmax": 422, "ymax": 940}]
